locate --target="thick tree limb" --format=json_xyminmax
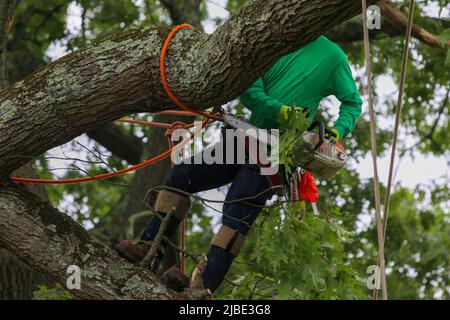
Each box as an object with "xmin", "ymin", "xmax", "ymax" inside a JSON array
[
  {"xmin": 326, "ymin": 1, "xmax": 449, "ymax": 49},
  {"xmin": 0, "ymin": 181, "xmax": 193, "ymax": 300},
  {"xmin": 0, "ymin": 0, "xmax": 378, "ymax": 178},
  {"xmin": 327, "ymin": 16, "xmax": 448, "ymax": 47},
  {"xmin": 378, "ymin": 0, "xmax": 448, "ymax": 49}
]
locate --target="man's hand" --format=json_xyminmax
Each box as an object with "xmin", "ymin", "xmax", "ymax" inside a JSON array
[
  {"xmin": 279, "ymin": 105, "xmax": 310, "ymax": 130},
  {"xmin": 325, "ymin": 128, "xmax": 340, "ymax": 142}
]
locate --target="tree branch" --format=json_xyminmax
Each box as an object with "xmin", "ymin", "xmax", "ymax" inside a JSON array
[
  {"xmin": 0, "ymin": 181, "xmax": 191, "ymax": 299},
  {"xmin": 378, "ymin": 0, "xmax": 448, "ymax": 49},
  {"xmin": 326, "ymin": 1, "xmax": 449, "ymax": 49}
]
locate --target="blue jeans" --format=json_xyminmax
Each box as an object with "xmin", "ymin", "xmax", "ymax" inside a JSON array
[{"xmin": 141, "ymin": 140, "xmax": 274, "ymax": 292}]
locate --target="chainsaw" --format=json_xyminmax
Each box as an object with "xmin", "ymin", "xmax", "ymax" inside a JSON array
[
  {"xmin": 221, "ymin": 114, "xmax": 348, "ymax": 180},
  {"xmin": 293, "ymin": 120, "xmax": 348, "ymax": 180}
]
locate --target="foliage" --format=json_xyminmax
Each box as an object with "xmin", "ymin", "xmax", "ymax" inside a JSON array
[
  {"xmin": 222, "ymin": 204, "xmax": 366, "ymax": 299},
  {"xmin": 33, "ymin": 285, "xmax": 72, "ymax": 300},
  {"xmin": 272, "ymin": 108, "xmax": 311, "ymax": 173}
]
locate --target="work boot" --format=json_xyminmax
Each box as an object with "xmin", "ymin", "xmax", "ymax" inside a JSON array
[
  {"xmin": 160, "ymin": 266, "xmax": 190, "ymax": 292},
  {"xmin": 160, "ymin": 254, "xmax": 212, "ymax": 297},
  {"xmin": 115, "ymin": 240, "xmax": 154, "ymax": 263}
]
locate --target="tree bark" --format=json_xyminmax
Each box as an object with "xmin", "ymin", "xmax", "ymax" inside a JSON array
[
  {"xmin": 0, "ymin": 0, "xmax": 56, "ymax": 300},
  {"xmin": 0, "ymin": 166, "xmax": 54, "ymax": 301},
  {"xmin": 0, "ymin": 0, "xmax": 378, "ymax": 179},
  {"xmin": 0, "ymin": 247, "xmax": 52, "ymax": 299},
  {"xmin": 0, "ymin": 181, "xmax": 198, "ymax": 299}
]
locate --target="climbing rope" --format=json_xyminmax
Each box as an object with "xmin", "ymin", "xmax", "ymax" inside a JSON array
[
  {"xmin": 382, "ymin": 0, "xmax": 415, "ymax": 241},
  {"xmin": 10, "ymin": 120, "xmax": 205, "ymax": 184},
  {"xmin": 11, "ymin": 24, "xmax": 214, "ymax": 185},
  {"xmin": 159, "ymin": 23, "xmax": 219, "ymax": 274},
  {"xmin": 375, "ymin": 0, "xmax": 416, "ymax": 300},
  {"xmin": 361, "ymin": 0, "xmax": 387, "ymax": 300},
  {"xmin": 362, "ymin": 0, "xmax": 416, "ymax": 300},
  {"xmin": 160, "ymin": 23, "xmax": 218, "ymax": 120}
]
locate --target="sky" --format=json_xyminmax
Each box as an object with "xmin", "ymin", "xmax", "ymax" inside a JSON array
[{"xmin": 45, "ymin": 0, "xmax": 449, "ymax": 223}]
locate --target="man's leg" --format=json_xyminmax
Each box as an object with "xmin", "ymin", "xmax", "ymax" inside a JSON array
[
  {"xmin": 140, "ymin": 158, "xmax": 241, "ymax": 242},
  {"xmin": 116, "ymin": 141, "xmax": 242, "ymax": 264},
  {"xmin": 195, "ymin": 164, "xmax": 274, "ymax": 293}
]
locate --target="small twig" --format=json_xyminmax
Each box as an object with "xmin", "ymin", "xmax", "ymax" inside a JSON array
[
  {"xmin": 140, "ymin": 209, "xmax": 174, "ymax": 270},
  {"xmin": 76, "ymin": 141, "xmax": 116, "ymax": 173},
  {"xmin": 69, "ymin": 164, "xmax": 130, "ymax": 188},
  {"xmin": 0, "ymin": 154, "xmax": 104, "ymax": 164}
]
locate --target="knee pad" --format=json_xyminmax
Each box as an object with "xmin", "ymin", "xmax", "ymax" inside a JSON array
[{"xmin": 211, "ymin": 225, "xmax": 246, "ymax": 257}]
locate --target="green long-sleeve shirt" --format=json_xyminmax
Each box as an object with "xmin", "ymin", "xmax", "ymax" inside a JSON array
[{"xmin": 240, "ymin": 36, "xmax": 362, "ymax": 139}]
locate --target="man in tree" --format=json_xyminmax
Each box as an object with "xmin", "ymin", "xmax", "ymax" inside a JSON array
[{"xmin": 115, "ymin": 35, "xmax": 362, "ymax": 294}]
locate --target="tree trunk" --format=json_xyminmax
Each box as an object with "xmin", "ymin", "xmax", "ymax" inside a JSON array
[
  {"xmin": 0, "ymin": 181, "xmax": 201, "ymax": 299},
  {"xmin": 0, "ymin": 0, "xmax": 377, "ymax": 299}
]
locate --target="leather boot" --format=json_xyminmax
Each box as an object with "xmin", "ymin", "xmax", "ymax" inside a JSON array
[
  {"xmin": 115, "ymin": 240, "xmax": 160, "ymax": 263},
  {"xmin": 160, "ymin": 254, "xmax": 210, "ymax": 294},
  {"xmin": 160, "ymin": 266, "xmax": 190, "ymax": 292}
]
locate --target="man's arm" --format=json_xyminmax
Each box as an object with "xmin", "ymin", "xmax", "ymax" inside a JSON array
[
  {"xmin": 330, "ymin": 60, "xmax": 363, "ymax": 139},
  {"xmin": 240, "ymin": 78, "xmax": 283, "ymax": 122}
]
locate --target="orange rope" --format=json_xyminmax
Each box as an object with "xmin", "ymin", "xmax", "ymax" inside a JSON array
[
  {"xmin": 160, "ymin": 24, "xmax": 215, "ymax": 119},
  {"xmin": 11, "ymin": 24, "xmax": 215, "ymax": 185},
  {"xmin": 160, "ymin": 24, "xmax": 218, "ymax": 273},
  {"xmin": 159, "ymin": 110, "xmax": 197, "ymax": 117},
  {"xmin": 11, "ymin": 119, "xmax": 209, "ymax": 185}
]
